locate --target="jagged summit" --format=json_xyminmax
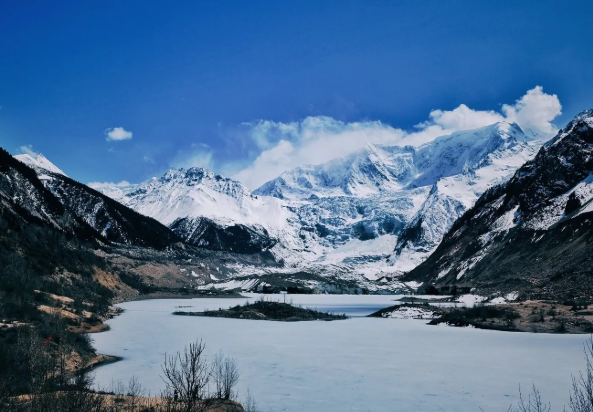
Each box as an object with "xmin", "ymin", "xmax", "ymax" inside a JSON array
[
  {"xmin": 545, "ymin": 108, "xmax": 593, "ymax": 148},
  {"xmin": 103, "ymin": 166, "xmax": 281, "ymax": 226},
  {"xmin": 93, "ymin": 166, "xmax": 295, "ymax": 253}
]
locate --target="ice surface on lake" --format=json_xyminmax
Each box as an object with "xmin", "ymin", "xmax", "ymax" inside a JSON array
[{"xmin": 92, "ymin": 295, "xmax": 588, "ymax": 412}]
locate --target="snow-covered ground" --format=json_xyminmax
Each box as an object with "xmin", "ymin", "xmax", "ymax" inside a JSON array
[{"xmin": 92, "ymin": 295, "xmax": 587, "ymax": 412}]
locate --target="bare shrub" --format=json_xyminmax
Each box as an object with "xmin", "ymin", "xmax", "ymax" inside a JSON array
[
  {"xmin": 211, "ymin": 351, "xmax": 240, "ymax": 400},
  {"xmin": 570, "ymin": 336, "xmax": 593, "ymax": 412},
  {"xmin": 127, "ymin": 375, "xmax": 143, "ymax": 411},
  {"xmin": 161, "ymin": 339, "xmax": 210, "ymax": 412},
  {"xmin": 244, "ymin": 389, "xmax": 258, "ymax": 412},
  {"xmin": 508, "ymin": 385, "xmax": 551, "ymax": 412}
]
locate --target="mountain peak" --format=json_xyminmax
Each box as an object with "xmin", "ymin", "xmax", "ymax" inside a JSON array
[
  {"xmin": 404, "ymin": 107, "xmax": 593, "ymax": 300},
  {"xmin": 546, "ymin": 107, "xmax": 593, "ymax": 148},
  {"xmin": 14, "ymin": 153, "xmax": 67, "ymax": 176}
]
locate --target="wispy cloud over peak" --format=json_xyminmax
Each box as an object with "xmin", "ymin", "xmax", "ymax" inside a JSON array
[{"xmin": 230, "ymin": 86, "xmax": 562, "ymax": 189}]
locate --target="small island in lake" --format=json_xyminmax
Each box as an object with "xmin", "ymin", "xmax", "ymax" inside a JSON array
[{"xmin": 174, "ymin": 299, "xmax": 348, "ymax": 322}]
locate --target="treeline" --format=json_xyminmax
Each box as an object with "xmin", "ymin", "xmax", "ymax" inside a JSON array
[{"xmin": 0, "ymin": 211, "xmax": 113, "ymax": 324}]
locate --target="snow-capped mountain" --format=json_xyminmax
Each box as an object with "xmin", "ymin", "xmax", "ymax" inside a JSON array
[
  {"xmin": 14, "ymin": 153, "xmax": 67, "ymax": 176},
  {"xmin": 255, "ymin": 122, "xmax": 544, "ymax": 276},
  {"xmin": 91, "ymin": 167, "xmax": 301, "ymax": 253},
  {"xmin": 404, "ymin": 109, "xmax": 593, "ymax": 300},
  {"xmin": 1, "ymin": 147, "xmax": 88, "ymax": 237},
  {"xmin": 90, "ymin": 121, "xmax": 546, "ymax": 292},
  {"xmin": 11, "ymin": 151, "xmax": 178, "ymax": 248},
  {"xmin": 90, "ymin": 121, "xmax": 549, "ymax": 292}
]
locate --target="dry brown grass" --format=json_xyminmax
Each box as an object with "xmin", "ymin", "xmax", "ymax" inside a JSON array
[{"xmin": 503, "ymin": 300, "xmax": 593, "ymax": 333}]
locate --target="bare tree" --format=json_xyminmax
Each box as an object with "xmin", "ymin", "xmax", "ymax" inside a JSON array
[
  {"xmin": 211, "ymin": 351, "xmax": 225, "ymax": 400},
  {"xmin": 126, "ymin": 375, "xmax": 143, "ymax": 412},
  {"xmin": 46, "ymin": 312, "xmax": 70, "ymax": 388},
  {"xmin": 570, "ymin": 336, "xmax": 593, "ymax": 412},
  {"xmin": 244, "ymin": 389, "xmax": 258, "ymax": 412},
  {"xmin": 17, "ymin": 327, "xmax": 52, "ymax": 393},
  {"xmin": 508, "ymin": 384, "xmax": 551, "ymax": 412},
  {"xmin": 161, "ymin": 339, "xmax": 210, "ymax": 412},
  {"xmin": 211, "ymin": 351, "xmax": 240, "ymax": 400}
]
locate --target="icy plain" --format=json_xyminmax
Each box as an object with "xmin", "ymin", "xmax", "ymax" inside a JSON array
[{"xmin": 92, "ymin": 294, "xmax": 588, "ymax": 412}]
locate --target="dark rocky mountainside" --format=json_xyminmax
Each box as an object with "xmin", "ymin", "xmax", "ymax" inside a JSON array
[
  {"xmin": 1, "ymin": 148, "xmax": 97, "ymax": 240},
  {"xmin": 13, "ymin": 153, "xmax": 180, "ymax": 249},
  {"xmin": 169, "ymin": 216, "xmax": 277, "ymax": 253},
  {"xmin": 0, "ymin": 146, "xmax": 116, "ymax": 321},
  {"xmin": 404, "ymin": 109, "xmax": 593, "ymax": 301}
]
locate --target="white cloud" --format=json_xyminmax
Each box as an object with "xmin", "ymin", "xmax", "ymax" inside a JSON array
[
  {"xmin": 425, "ymin": 104, "xmax": 505, "ymax": 132},
  {"xmin": 502, "ymin": 85, "xmax": 562, "ymax": 133},
  {"xmin": 105, "ymin": 127, "xmax": 133, "ymax": 141},
  {"xmin": 17, "ymin": 144, "xmax": 38, "ymax": 157},
  {"xmin": 192, "ymin": 142, "xmax": 210, "ymax": 149},
  {"xmin": 231, "ymin": 86, "xmax": 561, "ymax": 189},
  {"xmin": 232, "ymin": 117, "xmax": 405, "ymax": 188},
  {"xmin": 88, "ymin": 180, "xmax": 131, "ymax": 189}
]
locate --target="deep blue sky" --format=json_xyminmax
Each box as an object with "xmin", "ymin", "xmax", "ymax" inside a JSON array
[{"xmin": 1, "ymin": 1, "xmax": 592, "ymax": 185}]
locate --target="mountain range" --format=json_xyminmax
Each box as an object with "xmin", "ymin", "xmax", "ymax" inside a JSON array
[
  {"xmin": 85, "ymin": 120, "xmax": 545, "ymax": 293},
  {"xmin": 12, "ymin": 109, "xmax": 593, "ymax": 299}
]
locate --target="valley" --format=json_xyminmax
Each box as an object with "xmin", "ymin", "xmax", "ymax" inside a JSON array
[
  {"xmin": 5, "ymin": 4, "xmax": 593, "ymax": 411},
  {"xmin": 4, "ymin": 105, "xmax": 593, "ymax": 412}
]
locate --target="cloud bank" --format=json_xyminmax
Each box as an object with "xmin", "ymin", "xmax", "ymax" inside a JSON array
[
  {"xmin": 88, "ymin": 180, "xmax": 131, "ymax": 189},
  {"xmin": 231, "ymin": 86, "xmax": 561, "ymax": 189},
  {"xmin": 105, "ymin": 127, "xmax": 133, "ymax": 141}
]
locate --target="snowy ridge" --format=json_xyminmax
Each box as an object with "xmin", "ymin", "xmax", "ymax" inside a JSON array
[
  {"xmin": 92, "ymin": 167, "xmax": 305, "ymax": 254},
  {"xmin": 11, "ymin": 153, "xmax": 178, "ymax": 247},
  {"xmin": 107, "ymin": 167, "xmax": 291, "ymax": 228},
  {"xmin": 14, "ymin": 153, "xmax": 67, "ymax": 176}
]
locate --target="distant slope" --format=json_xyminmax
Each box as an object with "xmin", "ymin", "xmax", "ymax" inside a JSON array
[
  {"xmin": 404, "ymin": 109, "xmax": 593, "ymax": 301},
  {"xmin": 1, "ymin": 147, "xmax": 96, "ymax": 239}
]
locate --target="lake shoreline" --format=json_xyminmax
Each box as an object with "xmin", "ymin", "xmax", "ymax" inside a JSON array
[{"xmin": 90, "ymin": 295, "xmax": 588, "ymax": 412}]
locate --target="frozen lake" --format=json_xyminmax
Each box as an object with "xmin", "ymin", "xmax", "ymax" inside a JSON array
[{"xmin": 92, "ymin": 294, "xmax": 588, "ymax": 412}]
